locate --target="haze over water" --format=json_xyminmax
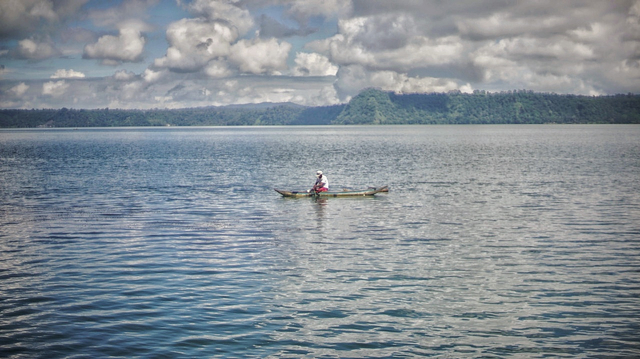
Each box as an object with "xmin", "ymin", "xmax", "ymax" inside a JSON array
[{"xmin": 1, "ymin": 125, "xmax": 639, "ymax": 358}]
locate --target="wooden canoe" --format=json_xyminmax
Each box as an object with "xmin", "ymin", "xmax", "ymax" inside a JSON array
[{"xmin": 274, "ymin": 186, "xmax": 388, "ymax": 198}]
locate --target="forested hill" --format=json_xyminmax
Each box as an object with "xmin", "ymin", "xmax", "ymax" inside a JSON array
[
  {"xmin": 335, "ymin": 89, "xmax": 640, "ymax": 124},
  {"xmin": 1, "ymin": 89, "xmax": 639, "ymax": 128}
]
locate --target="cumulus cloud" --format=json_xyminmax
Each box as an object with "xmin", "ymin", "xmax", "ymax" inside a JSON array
[
  {"xmin": 113, "ymin": 69, "xmax": 136, "ymax": 81},
  {"xmin": 2, "ymin": 0, "xmax": 640, "ymax": 110},
  {"xmin": 154, "ymin": 18, "xmax": 238, "ymax": 72},
  {"xmin": 306, "ymin": 0, "xmax": 640, "ymax": 98},
  {"xmin": 229, "ymin": 38, "xmax": 292, "ymax": 75},
  {"xmin": 470, "ymin": 36, "xmax": 597, "ymax": 85},
  {"xmin": 309, "ymin": 85, "xmax": 341, "ymax": 105},
  {"xmin": 83, "ymin": 25, "xmax": 147, "ymax": 65},
  {"xmin": 10, "ymin": 83, "xmax": 30, "ymax": 97},
  {"xmin": 311, "ymin": 15, "xmax": 464, "ymax": 72},
  {"xmin": 350, "ymin": 13, "xmax": 419, "ymax": 51},
  {"xmin": 80, "ymin": 1, "xmax": 156, "ymax": 65},
  {"xmin": 187, "ymin": 0, "xmax": 254, "ymax": 36},
  {"xmin": 308, "ymin": 13, "xmax": 469, "ymax": 99},
  {"xmin": 292, "ymin": 52, "xmax": 338, "ymax": 76},
  {"xmin": 204, "ymin": 60, "xmax": 234, "ymax": 78},
  {"xmin": 457, "ymin": 12, "xmax": 562, "ymax": 41},
  {"xmin": 335, "ymin": 64, "xmax": 465, "ymax": 100},
  {"xmin": 51, "ymin": 69, "xmax": 86, "ymax": 79},
  {"xmin": 42, "ymin": 80, "xmax": 70, "ymax": 97},
  {"xmin": 143, "ymin": 68, "xmax": 165, "ymax": 83},
  {"xmin": 16, "ymin": 38, "xmax": 61, "ymax": 60}
]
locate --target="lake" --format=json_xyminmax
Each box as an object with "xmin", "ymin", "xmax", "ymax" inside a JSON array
[{"xmin": 1, "ymin": 125, "xmax": 639, "ymax": 358}]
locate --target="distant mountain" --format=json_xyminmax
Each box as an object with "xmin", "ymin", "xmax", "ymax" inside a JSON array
[
  {"xmin": 218, "ymin": 102, "xmax": 306, "ymax": 110},
  {"xmin": 1, "ymin": 89, "xmax": 639, "ymax": 127}
]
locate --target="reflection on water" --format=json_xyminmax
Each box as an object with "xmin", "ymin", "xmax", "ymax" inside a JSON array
[
  {"xmin": 1, "ymin": 125, "xmax": 639, "ymax": 358},
  {"xmin": 313, "ymin": 198, "xmax": 327, "ymax": 222}
]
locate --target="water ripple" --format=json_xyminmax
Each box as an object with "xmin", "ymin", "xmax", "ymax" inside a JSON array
[{"xmin": 1, "ymin": 126, "xmax": 639, "ymax": 357}]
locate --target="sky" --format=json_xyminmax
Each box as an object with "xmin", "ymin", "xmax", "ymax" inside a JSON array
[{"xmin": 1, "ymin": 0, "xmax": 639, "ymax": 110}]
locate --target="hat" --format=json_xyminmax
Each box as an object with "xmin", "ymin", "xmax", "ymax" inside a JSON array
[{"xmin": 316, "ymin": 170, "xmax": 323, "ymax": 176}]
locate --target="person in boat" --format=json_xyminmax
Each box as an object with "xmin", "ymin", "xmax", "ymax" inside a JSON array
[{"xmin": 311, "ymin": 170, "xmax": 329, "ymax": 193}]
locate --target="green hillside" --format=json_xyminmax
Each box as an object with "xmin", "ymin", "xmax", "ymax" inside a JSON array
[
  {"xmin": 2, "ymin": 89, "xmax": 640, "ymax": 127},
  {"xmin": 336, "ymin": 89, "xmax": 640, "ymax": 125}
]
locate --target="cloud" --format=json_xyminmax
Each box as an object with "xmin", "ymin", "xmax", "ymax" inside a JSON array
[
  {"xmin": 2, "ymin": 0, "xmax": 640, "ymax": 110},
  {"xmin": 187, "ymin": 0, "xmax": 254, "ymax": 35},
  {"xmin": 221, "ymin": 78, "xmax": 338, "ymax": 106},
  {"xmin": 88, "ymin": 0, "xmax": 159, "ymax": 28},
  {"xmin": 312, "ymin": 0, "xmax": 640, "ymax": 97},
  {"xmin": 311, "ymin": 15, "xmax": 464, "ymax": 72},
  {"xmin": 308, "ymin": 13, "xmax": 469, "ymax": 99},
  {"xmin": 204, "ymin": 60, "xmax": 234, "ymax": 78},
  {"xmin": 456, "ymin": 12, "xmax": 560, "ymax": 41},
  {"xmin": 472, "ymin": 36, "xmax": 596, "ymax": 79},
  {"xmin": 229, "ymin": 37, "xmax": 292, "ymax": 74},
  {"xmin": 350, "ymin": 13, "xmax": 418, "ymax": 51},
  {"xmin": 335, "ymin": 64, "xmax": 465, "ymax": 100},
  {"xmin": 10, "ymin": 82, "xmax": 30, "ymax": 97},
  {"xmin": 292, "ymin": 52, "xmax": 338, "ymax": 76},
  {"xmin": 113, "ymin": 69, "xmax": 136, "ymax": 81},
  {"xmin": 154, "ymin": 2, "xmax": 294, "ymax": 77},
  {"xmin": 0, "ymin": 70, "xmax": 338, "ymax": 109},
  {"xmin": 16, "ymin": 37, "xmax": 61, "ymax": 60},
  {"xmin": 257, "ymin": 14, "xmax": 316, "ymax": 38},
  {"xmin": 83, "ymin": 24, "xmax": 147, "ymax": 65},
  {"xmin": 0, "ymin": 0, "xmax": 87, "ymax": 39},
  {"xmin": 42, "ymin": 80, "xmax": 70, "ymax": 97},
  {"xmin": 60, "ymin": 27, "xmax": 98, "ymax": 44},
  {"xmin": 81, "ymin": 0, "xmax": 156, "ymax": 65},
  {"xmin": 51, "ymin": 69, "xmax": 86, "ymax": 79},
  {"xmin": 309, "ymin": 85, "xmax": 341, "ymax": 105},
  {"xmin": 154, "ymin": 18, "xmax": 238, "ymax": 72},
  {"xmin": 143, "ymin": 68, "xmax": 164, "ymax": 83},
  {"xmin": 285, "ymin": 0, "xmax": 352, "ymax": 22}
]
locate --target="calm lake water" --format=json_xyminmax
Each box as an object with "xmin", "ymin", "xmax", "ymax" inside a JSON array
[{"xmin": 1, "ymin": 125, "xmax": 639, "ymax": 358}]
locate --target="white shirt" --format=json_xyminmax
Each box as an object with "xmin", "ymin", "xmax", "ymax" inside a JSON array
[{"xmin": 315, "ymin": 175, "xmax": 329, "ymax": 189}]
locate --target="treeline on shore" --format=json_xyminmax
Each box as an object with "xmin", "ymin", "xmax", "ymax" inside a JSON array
[{"xmin": 1, "ymin": 89, "xmax": 639, "ymax": 128}]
